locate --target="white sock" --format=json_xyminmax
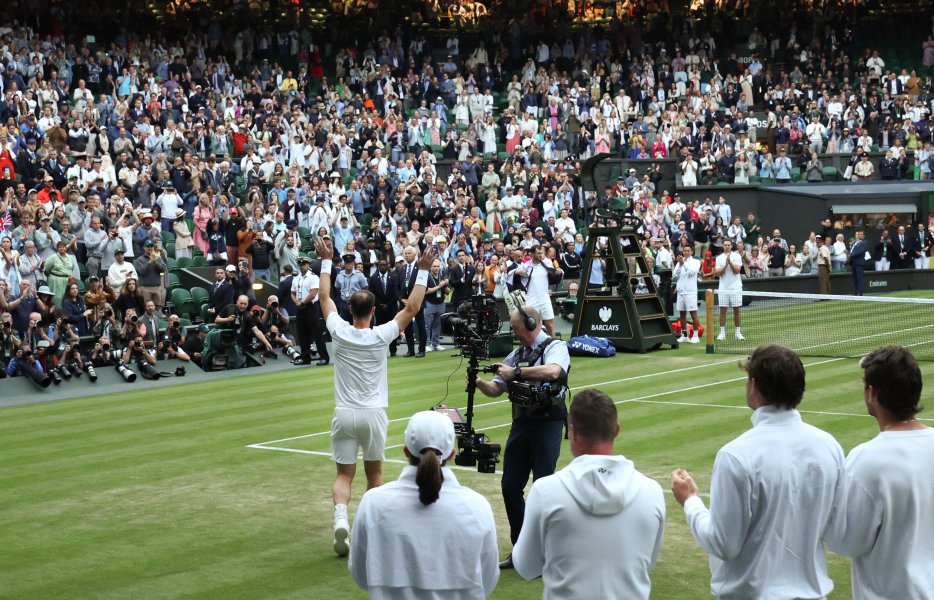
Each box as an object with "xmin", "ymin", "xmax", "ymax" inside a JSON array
[
  {"xmin": 735, "ymin": 327, "xmax": 742, "ymax": 335},
  {"xmin": 334, "ymin": 503, "xmax": 348, "ymax": 523},
  {"xmin": 719, "ymin": 327, "xmax": 725, "ymax": 335}
]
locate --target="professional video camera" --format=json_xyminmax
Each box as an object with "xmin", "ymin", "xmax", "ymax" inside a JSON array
[
  {"xmin": 437, "ymin": 295, "xmax": 503, "ymax": 473},
  {"xmin": 440, "ymin": 295, "xmax": 501, "ymax": 360}
]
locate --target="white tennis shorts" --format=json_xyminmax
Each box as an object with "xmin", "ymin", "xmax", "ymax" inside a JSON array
[
  {"xmin": 718, "ymin": 290, "xmax": 743, "ymax": 309},
  {"xmin": 526, "ymin": 294, "xmax": 555, "ymax": 320},
  {"xmin": 676, "ymin": 292, "xmax": 698, "ymax": 312},
  {"xmin": 331, "ymin": 407, "xmax": 389, "ymax": 464}
]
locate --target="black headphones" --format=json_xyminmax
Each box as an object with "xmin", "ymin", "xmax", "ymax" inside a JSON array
[{"xmin": 516, "ymin": 304, "xmax": 537, "ymax": 331}]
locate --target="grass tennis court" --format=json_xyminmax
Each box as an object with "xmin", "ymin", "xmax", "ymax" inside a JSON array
[{"xmin": 3, "ymin": 321, "xmax": 934, "ymax": 599}]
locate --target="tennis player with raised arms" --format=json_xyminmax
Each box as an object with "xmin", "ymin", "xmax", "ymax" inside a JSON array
[{"xmin": 314, "ymin": 235, "xmax": 437, "ymax": 556}]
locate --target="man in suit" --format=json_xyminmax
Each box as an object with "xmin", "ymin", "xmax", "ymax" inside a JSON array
[
  {"xmin": 892, "ymin": 225, "xmax": 915, "ymax": 270},
  {"xmin": 16, "ymin": 138, "xmax": 42, "ymax": 190},
  {"xmin": 368, "ymin": 258, "xmax": 400, "ymax": 356},
  {"xmin": 448, "ymin": 249, "xmax": 478, "ymax": 307},
  {"xmin": 207, "ymin": 265, "xmax": 235, "ymax": 316},
  {"xmin": 915, "ymin": 223, "xmax": 932, "ymax": 269},
  {"xmin": 849, "ymin": 230, "xmax": 869, "ymax": 296},
  {"xmin": 874, "ymin": 229, "xmax": 893, "ymax": 271},
  {"xmin": 396, "ymin": 245, "xmax": 427, "ymax": 357}
]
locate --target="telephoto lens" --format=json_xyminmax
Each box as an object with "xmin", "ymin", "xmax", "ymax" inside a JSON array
[
  {"xmin": 85, "ymin": 364, "xmax": 98, "ymax": 382},
  {"xmin": 284, "ymin": 345, "xmax": 300, "ymax": 360},
  {"xmin": 49, "ymin": 369, "xmax": 62, "ymax": 385},
  {"xmin": 138, "ymin": 361, "xmax": 161, "ymax": 380},
  {"xmin": 57, "ymin": 365, "xmax": 72, "ymax": 380},
  {"xmin": 116, "ymin": 363, "xmax": 137, "ymax": 383},
  {"xmin": 67, "ymin": 363, "xmax": 83, "ymax": 378}
]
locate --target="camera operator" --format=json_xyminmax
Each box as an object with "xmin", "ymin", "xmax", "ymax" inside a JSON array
[
  {"xmin": 473, "ymin": 304, "xmax": 571, "ymax": 570},
  {"xmin": 158, "ymin": 314, "xmax": 191, "ymax": 361},
  {"xmin": 214, "ymin": 294, "xmax": 275, "ymax": 366},
  {"xmin": 0, "ymin": 312, "xmax": 22, "ymax": 377},
  {"xmin": 182, "ymin": 324, "xmax": 209, "ymax": 367},
  {"xmin": 258, "ymin": 294, "xmax": 296, "ymax": 357}
]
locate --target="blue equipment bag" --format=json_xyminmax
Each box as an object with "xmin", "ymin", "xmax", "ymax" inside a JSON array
[{"xmin": 567, "ymin": 335, "xmax": 617, "ymax": 357}]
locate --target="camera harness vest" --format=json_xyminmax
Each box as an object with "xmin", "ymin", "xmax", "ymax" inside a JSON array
[{"xmin": 510, "ymin": 336, "xmax": 570, "ymax": 422}]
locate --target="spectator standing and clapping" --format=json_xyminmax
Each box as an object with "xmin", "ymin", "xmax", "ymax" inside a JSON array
[{"xmin": 672, "ymin": 345, "xmax": 846, "ymax": 600}]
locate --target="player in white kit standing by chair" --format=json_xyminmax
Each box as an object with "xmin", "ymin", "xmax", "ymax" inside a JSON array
[{"xmin": 710, "ymin": 239, "xmax": 744, "ymax": 341}]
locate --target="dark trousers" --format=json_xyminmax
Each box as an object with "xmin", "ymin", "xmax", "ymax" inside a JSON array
[
  {"xmin": 403, "ymin": 307, "xmax": 426, "ymax": 353},
  {"xmin": 374, "ymin": 307, "xmax": 398, "ymax": 355},
  {"xmin": 852, "ymin": 265, "xmax": 865, "ymax": 296},
  {"xmin": 501, "ymin": 419, "xmax": 563, "ymax": 545},
  {"xmin": 296, "ymin": 303, "xmax": 329, "ymax": 362}
]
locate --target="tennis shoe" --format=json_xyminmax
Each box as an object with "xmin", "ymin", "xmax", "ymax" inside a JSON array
[
  {"xmin": 676, "ymin": 335, "xmax": 688, "ymax": 343},
  {"xmin": 333, "ymin": 517, "xmax": 350, "ymax": 557},
  {"xmin": 735, "ymin": 332, "xmax": 745, "ymax": 341},
  {"xmin": 716, "ymin": 333, "xmax": 726, "ymax": 341},
  {"xmin": 434, "ymin": 345, "xmax": 446, "ymax": 351},
  {"xmin": 689, "ymin": 335, "xmax": 699, "ymax": 344},
  {"xmin": 425, "ymin": 347, "xmax": 433, "ymax": 352}
]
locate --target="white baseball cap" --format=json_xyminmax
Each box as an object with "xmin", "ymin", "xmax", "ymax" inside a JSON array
[{"xmin": 405, "ymin": 411, "xmax": 455, "ymax": 459}]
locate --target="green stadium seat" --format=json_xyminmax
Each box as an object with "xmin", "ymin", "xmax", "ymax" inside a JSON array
[
  {"xmin": 201, "ymin": 303, "xmax": 213, "ymax": 324},
  {"xmin": 169, "ymin": 273, "xmax": 181, "ymax": 289},
  {"xmin": 821, "ymin": 167, "xmax": 838, "ymax": 180},
  {"xmin": 166, "ymin": 257, "xmax": 178, "ymax": 271},
  {"xmin": 165, "ymin": 242, "xmax": 176, "ymax": 259},
  {"xmin": 78, "ymin": 262, "xmax": 89, "ymax": 280},
  {"xmin": 77, "ymin": 280, "xmax": 87, "ymax": 293},
  {"xmin": 160, "ymin": 231, "xmax": 176, "ymax": 245},
  {"xmin": 170, "ymin": 288, "xmax": 197, "ymax": 320},
  {"xmin": 175, "ymin": 257, "xmax": 193, "ymax": 270},
  {"xmin": 191, "ymin": 255, "xmax": 206, "ymax": 267},
  {"xmin": 190, "ymin": 287, "xmax": 209, "ymax": 307}
]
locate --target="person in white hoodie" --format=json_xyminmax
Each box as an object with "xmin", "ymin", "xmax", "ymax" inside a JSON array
[{"xmin": 512, "ymin": 389, "xmax": 665, "ymax": 600}]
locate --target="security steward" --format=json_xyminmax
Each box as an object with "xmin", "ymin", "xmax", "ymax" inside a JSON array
[
  {"xmin": 291, "ymin": 255, "xmax": 330, "ymax": 366},
  {"xmin": 474, "ymin": 304, "xmax": 570, "ymax": 570}
]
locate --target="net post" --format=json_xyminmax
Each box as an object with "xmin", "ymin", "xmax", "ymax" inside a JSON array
[{"xmin": 705, "ymin": 289, "xmax": 715, "ymax": 354}]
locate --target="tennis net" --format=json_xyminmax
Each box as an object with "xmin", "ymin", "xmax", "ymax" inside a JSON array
[{"xmin": 706, "ymin": 290, "xmax": 934, "ymax": 361}]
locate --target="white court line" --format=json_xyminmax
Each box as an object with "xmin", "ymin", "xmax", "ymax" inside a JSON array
[
  {"xmin": 246, "ymin": 444, "xmax": 504, "ymax": 475},
  {"xmin": 251, "ymin": 355, "xmax": 746, "ymax": 446}
]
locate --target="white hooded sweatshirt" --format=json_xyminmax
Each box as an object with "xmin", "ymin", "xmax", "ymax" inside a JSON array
[{"xmin": 512, "ymin": 454, "xmax": 666, "ymax": 599}]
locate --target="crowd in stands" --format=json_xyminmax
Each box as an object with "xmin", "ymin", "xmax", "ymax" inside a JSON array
[{"xmin": 2, "ymin": 5, "xmax": 934, "ymax": 379}]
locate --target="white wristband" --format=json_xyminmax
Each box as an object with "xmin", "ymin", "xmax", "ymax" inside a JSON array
[
  {"xmin": 320, "ymin": 259, "xmax": 332, "ymax": 273},
  {"xmin": 415, "ymin": 269, "xmax": 429, "ymax": 287}
]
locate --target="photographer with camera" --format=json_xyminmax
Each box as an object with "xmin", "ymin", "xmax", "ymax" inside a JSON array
[
  {"xmin": 214, "ymin": 294, "xmax": 275, "ymax": 367},
  {"xmin": 118, "ymin": 331, "xmax": 158, "ymax": 380},
  {"xmin": 474, "ymin": 304, "xmax": 571, "ymax": 570},
  {"xmin": 182, "ymin": 324, "xmax": 209, "ymax": 367},
  {"xmin": 6, "ymin": 341, "xmax": 47, "ymax": 384},
  {"xmin": 158, "ymin": 314, "xmax": 191, "ymax": 362},
  {"xmin": 90, "ymin": 336, "xmax": 119, "ymax": 368},
  {"xmin": 313, "ymin": 235, "xmax": 436, "ymax": 557},
  {"xmin": 257, "ymin": 294, "xmax": 296, "ymax": 358},
  {"xmin": 0, "ymin": 312, "xmax": 22, "ymax": 378}
]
